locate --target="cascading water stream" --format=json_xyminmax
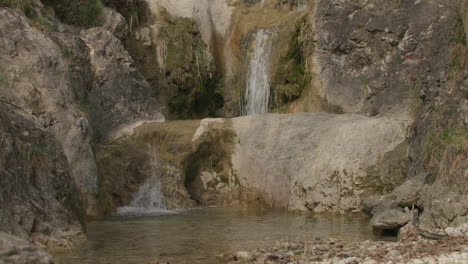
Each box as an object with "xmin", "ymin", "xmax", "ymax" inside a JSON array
[
  {"xmin": 244, "ymin": 29, "xmax": 272, "ymax": 115},
  {"xmin": 296, "ymin": 0, "xmax": 308, "ymax": 11},
  {"xmin": 116, "ymin": 154, "xmax": 171, "ymax": 215}
]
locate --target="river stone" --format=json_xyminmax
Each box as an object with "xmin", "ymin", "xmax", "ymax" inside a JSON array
[
  {"xmin": 234, "ymin": 251, "xmax": 254, "ymax": 261},
  {"xmin": 0, "ymin": 232, "xmax": 54, "ymax": 264},
  {"xmin": 370, "ymin": 209, "xmax": 412, "ymax": 230},
  {"xmin": 391, "ymin": 176, "xmax": 425, "ymax": 208}
]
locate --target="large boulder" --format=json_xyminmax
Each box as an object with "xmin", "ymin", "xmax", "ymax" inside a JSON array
[
  {"xmin": 370, "ymin": 209, "xmax": 412, "ymax": 230},
  {"xmin": 231, "ymin": 113, "xmax": 408, "ymax": 213}
]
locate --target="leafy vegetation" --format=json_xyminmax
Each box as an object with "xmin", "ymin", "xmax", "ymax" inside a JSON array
[
  {"xmin": 139, "ymin": 12, "xmax": 223, "ymax": 119},
  {"xmin": 272, "ymin": 17, "xmax": 309, "ymax": 109},
  {"xmin": 41, "ymin": 0, "xmax": 103, "ymax": 28},
  {"xmin": 80, "ymin": 101, "xmax": 92, "ymax": 114},
  {"xmin": 104, "ymin": 0, "xmax": 149, "ymax": 31},
  {"xmin": 423, "ymin": 126, "xmax": 467, "ymax": 166},
  {"xmin": 449, "ymin": 18, "xmax": 467, "ymax": 85},
  {"xmin": 0, "ymin": 0, "xmax": 35, "ymax": 18},
  {"xmin": 23, "ymin": 144, "xmax": 49, "ymax": 167}
]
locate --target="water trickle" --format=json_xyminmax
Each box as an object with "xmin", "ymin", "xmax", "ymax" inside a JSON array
[
  {"xmin": 116, "ymin": 156, "xmax": 170, "ymax": 215},
  {"xmin": 296, "ymin": 0, "xmax": 308, "ymax": 11},
  {"xmin": 244, "ymin": 29, "xmax": 272, "ymax": 115}
]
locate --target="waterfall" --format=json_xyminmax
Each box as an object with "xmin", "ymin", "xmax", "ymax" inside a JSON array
[
  {"xmin": 244, "ymin": 29, "xmax": 272, "ymax": 115},
  {"xmin": 117, "ymin": 156, "xmax": 171, "ymax": 215}
]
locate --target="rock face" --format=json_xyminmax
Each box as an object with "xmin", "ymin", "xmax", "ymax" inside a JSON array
[
  {"xmin": 0, "ymin": 104, "xmax": 85, "ymax": 250},
  {"xmin": 98, "ymin": 7, "xmax": 128, "ymax": 39},
  {"xmin": 81, "ymin": 27, "xmax": 164, "ymax": 141},
  {"xmin": 0, "ymin": 232, "xmax": 54, "ymax": 264},
  {"xmin": 99, "ymin": 113, "xmax": 408, "ymax": 213},
  {"xmin": 0, "ymin": 1, "xmax": 165, "ymax": 246},
  {"xmin": 304, "ymin": 0, "xmax": 459, "ymax": 117},
  {"xmin": 363, "ymin": 174, "xmax": 426, "ymax": 230},
  {"xmin": 125, "ymin": 6, "xmax": 220, "ymax": 119},
  {"xmin": 0, "ymin": 7, "xmax": 99, "ymax": 214},
  {"xmin": 96, "ymin": 120, "xmax": 199, "ymax": 214},
  {"xmin": 231, "ymin": 113, "xmax": 408, "ymax": 212}
]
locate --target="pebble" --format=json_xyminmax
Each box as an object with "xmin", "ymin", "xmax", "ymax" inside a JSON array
[
  {"xmin": 385, "ymin": 249, "xmax": 401, "ymax": 259},
  {"xmin": 233, "ymin": 251, "xmax": 253, "ymax": 261}
]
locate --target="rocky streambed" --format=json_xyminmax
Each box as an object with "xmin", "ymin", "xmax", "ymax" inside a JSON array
[{"xmin": 225, "ymin": 225, "xmax": 468, "ymax": 264}]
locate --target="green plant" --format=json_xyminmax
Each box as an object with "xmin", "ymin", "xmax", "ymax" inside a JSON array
[
  {"xmin": 79, "ymin": 0, "xmax": 103, "ymax": 27},
  {"xmin": 272, "ymin": 18, "xmax": 309, "ymax": 108},
  {"xmin": 80, "ymin": 100, "xmax": 92, "ymax": 114},
  {"xmin": 409, "ymin": 87, "xmax": 422, "ymax": 113},
  {"xmin": 104, "ymin": 0, "xmax": 149, "ymax": 31},
  {"xmin": 28, "ymin": 144, "xmax": 48, "ymax": 167},
  {"xmin": 31, "ymin": 14, "xmax": 51, "ymax": 30},
  {"xmin": 452, "ymin": 18, "xmax": 466, "ymax": 46},
  {"xmin": 0, "ymin": 0, "xmax": 35, "ymax": 18},
  {"xmin": 41, "ymin": 0, "xmax": 103, "ymax": 28},
  {"xmin": 423, "ymin": 126, "xmax": 468, "ymax": 165}
]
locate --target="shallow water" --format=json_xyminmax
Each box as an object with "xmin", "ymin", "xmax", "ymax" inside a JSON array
[{"xmin": 54, "ymin": 207, "xmax": 393, "ymax": 264}]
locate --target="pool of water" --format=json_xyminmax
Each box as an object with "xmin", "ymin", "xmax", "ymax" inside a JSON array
[{"xmin": 54, "ymin": 207, "xmax": 392, "ymax": 264}]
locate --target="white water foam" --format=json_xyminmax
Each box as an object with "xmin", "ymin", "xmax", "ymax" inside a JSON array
[
  {"xmin": 296, "ymin": 0, "xmax": 308, "ymax": 11},
  {"xmin": 244, "ymin": 29, "xmax": 272, "ymax": 115},
  {"xmin": 117, "ymin": 176, "xmax": 173, "ymax": 216},
  {"xmin": 116, "ymin": 154, "xmax": 177, "ymax": 216}
]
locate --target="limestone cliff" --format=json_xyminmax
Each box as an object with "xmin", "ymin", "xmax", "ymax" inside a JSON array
[
  {"xmin": 0, "ymin": 104, "xmax": 85, "ymax": 250},
  {"xmin": 0, "ymin": 0, "xmax": 164, "ymax": 247}
]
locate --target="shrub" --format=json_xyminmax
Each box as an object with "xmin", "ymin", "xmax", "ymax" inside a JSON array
[
  {"xmin": 0, "ymin": 0, "xmax": 35, "ymax": 18},
  {"xmin": 103, "ymin": 0, "xmax": 149, "ymax": 31},
  {"xmin": 41, "ymin": 0, "xmax": 103, "ymax": 28}
]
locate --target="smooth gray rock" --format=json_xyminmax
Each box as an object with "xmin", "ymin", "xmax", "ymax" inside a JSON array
[
  {"xmin": 234, "ymin": 251, "xmax": 253, "ymax": 261},
  {"xmin": 370, "ymin": 209, "xmax": 411, "ymax": 230},
  {"xmin": 392, "ymin": 177, "xmax": 425, "ymax": 208}
]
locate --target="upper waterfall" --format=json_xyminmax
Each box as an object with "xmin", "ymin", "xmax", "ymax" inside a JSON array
[{"xmin": 244, "ymin": 29, "xmax": 272, "ymax": 115}]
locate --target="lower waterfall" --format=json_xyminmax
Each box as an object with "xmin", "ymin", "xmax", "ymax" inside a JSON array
[{"xmin": 116, "ymin": 157, "xmax": 171, "ymax": 215}]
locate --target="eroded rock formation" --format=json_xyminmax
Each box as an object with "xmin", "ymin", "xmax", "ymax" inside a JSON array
[{"xmin": 97, "ymin": 113, "xmax": 408, "ymax": 214}]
